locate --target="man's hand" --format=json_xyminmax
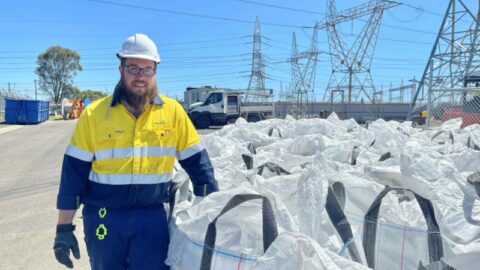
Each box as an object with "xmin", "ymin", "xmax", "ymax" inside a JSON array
[{"xmin": 53, "ymin": 224, "xmax": 80, "ymax": 269}]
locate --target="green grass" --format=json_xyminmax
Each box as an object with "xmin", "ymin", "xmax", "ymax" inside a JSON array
[{"xmin": 49, "ymin": 115, "xmax": 64, "ymax": 121}]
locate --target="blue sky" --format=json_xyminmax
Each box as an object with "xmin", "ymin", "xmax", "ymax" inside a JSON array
[{"xmin": 0, "ymin": 0, "xmax": 465, "ymax": 101}]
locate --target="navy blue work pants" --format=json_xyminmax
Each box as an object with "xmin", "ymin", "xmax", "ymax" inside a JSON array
[{"xmin": 82, "ymin": 205, "xmax": 170, "ymax": 270}]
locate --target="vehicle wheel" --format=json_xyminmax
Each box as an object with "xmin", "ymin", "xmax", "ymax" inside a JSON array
[
  {"xmin": 247, "ymin": 115, "xmax": 261, "ymax": 122},
  {"xmin": 196, "ymin": 115, "xmax": 211, "ymax": 129},
  {"xmin": 227, "ymin": 117, "xmax": 237, "ymax": 124}
]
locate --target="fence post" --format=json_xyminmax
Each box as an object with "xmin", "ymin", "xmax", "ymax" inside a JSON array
[{"xmin": 426, "ymin": 60, "xmax": 434, "ymax": 128}]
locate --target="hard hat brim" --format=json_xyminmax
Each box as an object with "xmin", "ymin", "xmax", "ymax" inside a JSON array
[{"xmin": 116, "ymin": 53, "xmax": 160, "ymax": 64}]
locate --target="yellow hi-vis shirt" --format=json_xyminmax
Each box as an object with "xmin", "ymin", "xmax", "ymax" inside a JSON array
[{"xmin": 57, "ymin": 94, "xmax": 218, "ymax": 209}]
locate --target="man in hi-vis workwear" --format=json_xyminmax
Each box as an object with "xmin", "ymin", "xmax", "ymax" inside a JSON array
[{"xmin": 53, "ymin": 33, "xmax": 219, "ymax": 270}]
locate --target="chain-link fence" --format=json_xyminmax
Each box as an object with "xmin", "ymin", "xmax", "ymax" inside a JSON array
[
  {"xmin": 49, "ymin": 103, "xmax": 62, "ymax": 117},
  {"xmin": 0, "ymin": 95, "xmax": 4, "ymax": 122},
  {"xmin": 274, "ymin": 101, "xmax": 410, "ymax": 123},
  {"xmin": 423, "ymin": 88, "xmax": 480, "ymax": 128}
]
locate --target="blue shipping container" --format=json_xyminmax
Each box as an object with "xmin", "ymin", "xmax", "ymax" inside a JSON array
[{"xmin": 5, "ymin": 98, "xmax": 50, "ymax": 124}]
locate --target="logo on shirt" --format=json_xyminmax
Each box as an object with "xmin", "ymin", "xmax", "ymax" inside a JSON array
[{"xmin": 154, "ymin": 120, "xmax": 168, "ymax": 129}]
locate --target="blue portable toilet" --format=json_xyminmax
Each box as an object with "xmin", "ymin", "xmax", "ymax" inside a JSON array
[{"xmin": 84, "ymin": 98, "xmax": 91, "ymax": 109}]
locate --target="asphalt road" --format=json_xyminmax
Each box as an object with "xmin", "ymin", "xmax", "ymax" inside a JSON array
[
  {"xmin": 0, "ymin": 120, "xmax": 217, "ymax": 269},
  {"xmin": 0, "ymin": 120, "xmax": 91, "ymax": 269}
]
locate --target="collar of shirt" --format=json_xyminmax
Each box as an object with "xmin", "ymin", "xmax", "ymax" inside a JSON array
[{"xmin": 110, "ymin": 92, "xmax": 164, "ymax": 107}]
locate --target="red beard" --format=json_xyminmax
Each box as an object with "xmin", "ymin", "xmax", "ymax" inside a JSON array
[{"xmin": 117, "ymin": 76, "xmax": 158, "ymax": 110}]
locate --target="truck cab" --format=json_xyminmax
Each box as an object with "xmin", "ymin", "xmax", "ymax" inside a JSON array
[{"xmin": 188, "ymin": 90, "xmax": 274, "ymax": 129}]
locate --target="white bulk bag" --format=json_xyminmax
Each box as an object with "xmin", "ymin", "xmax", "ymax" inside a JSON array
[
  {"xmin": 361, "ymin": 186, "xmax": 445, "ymax": 270},
  {"xmin": 302, "ymin": 171, "xmax": 452, "ymax": 270},
  {"xmin": 250, "ymin": 231, "xmax": 370, "ymax": 270},
  {"xmin": 166, "ymin": 186, "xmax": 297, "ymax": 270}
]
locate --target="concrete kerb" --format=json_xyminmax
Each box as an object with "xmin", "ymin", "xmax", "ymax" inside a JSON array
[{"xmin": 0, "ymin": 123, "xmax": 25, "ymax": 135}]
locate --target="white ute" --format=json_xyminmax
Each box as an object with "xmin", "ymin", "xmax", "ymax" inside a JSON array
[{"xmin": 187, "ymin": 89, "xmax": 275, "ymax": 129}]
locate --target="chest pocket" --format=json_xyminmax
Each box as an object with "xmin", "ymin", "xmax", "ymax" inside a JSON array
[
  {"xmin": 144, "ymin": 126, "xmax": 177, "ymax": 147},
  {"xmin": 96, "ymin": 128, "xmax": 129, "ymax": 150}
]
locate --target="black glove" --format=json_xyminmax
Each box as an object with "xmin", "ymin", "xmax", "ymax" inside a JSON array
[{"xmin": 53, "ymin": 224, "xmax": 80, "ymax": 269}]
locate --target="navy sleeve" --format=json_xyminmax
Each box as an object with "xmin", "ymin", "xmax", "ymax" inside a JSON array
[
  {"xmin": 56, "ymin": 155, "xmax": 91, "ymax": 210},
  {"xmin": 178, "ymin": 149, "xmax": 219, "ymax": 196}
]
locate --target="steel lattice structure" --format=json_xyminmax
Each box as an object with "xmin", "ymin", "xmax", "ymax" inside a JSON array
[
  {"xmin": 246, "ymin": 17, "xmax": 268, "ymax": 102},
  {"xmin": 288, "ymin": 25, "xmax": 319, "ymax": 118},
  {"xmin": 410, "ymin": 0, "xmax": 480, "ymax": 116},
  {"xmin": 323, "ymin": 0, "xmax": 399, "ymax": 103}
]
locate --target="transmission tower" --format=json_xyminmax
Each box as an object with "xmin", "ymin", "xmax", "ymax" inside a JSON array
[
  {"xmin": 288, "ymin": 25, "xmax": 319, "ymax": 119},
  {"xmin": 246, "ymin": 17, "xmax": 268, "ymax": 102},
  {"xmin": 410, "ymin": 0, "xmax": 480, "ymax": 115},
  {"xmin": 323, "ymin": 0, "xmax": 399, "ymax": 103}
]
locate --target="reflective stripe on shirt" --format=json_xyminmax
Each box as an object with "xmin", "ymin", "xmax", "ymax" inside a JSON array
[
  {"xmin": 65, "ymin": 145, "xmax": 94, "ymax": 162},
  {"xmin": 177, "ymin": 142, "xmax": 205, "ymax": 160},
  {"xmin": 95, "ymin": 146, "xmax": 177, "ymax": 160},
  {"xmin": 89, "ymin": 170, "xmax": 172, "ymax": 185}
]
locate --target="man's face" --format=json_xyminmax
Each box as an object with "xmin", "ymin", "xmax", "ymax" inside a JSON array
[{"xmin": 119, "ymin": 58, "xmax": 157, "ymax": 97}]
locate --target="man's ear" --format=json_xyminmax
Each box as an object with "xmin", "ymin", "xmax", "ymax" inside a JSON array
[{"xmin": 119, "ymin": 66, "xmax": 124, "ymax": 73}]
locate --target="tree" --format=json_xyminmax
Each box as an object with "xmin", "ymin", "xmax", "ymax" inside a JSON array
[
  {"xmin": 62, "ymin": 84, "xmax": 107, "ymax": 100},
  {"xmin": 35, "ymin": 46, "xmax": 82, "ymax": 104},
  {"xmin": 77, "ymin": 89, "xmax": 107, "ymax": 100},
  {"xmin": 63, "ymin": 84, "xmax": 81, "ymax": 99}
]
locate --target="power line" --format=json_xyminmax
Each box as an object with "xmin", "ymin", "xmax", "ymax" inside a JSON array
[
  {"xmin": 88, "ymin": 0, "xmax": 303, "ymax": 29},
  {"xmin": 0, "ymin": 53, "xmax": 252, "ymax": 60},
  {"xmin": 233, "ymin": 0, "xmax": 441, "ymax": 20},
  {"xmin": 386, "ymin": 9, "xmax": 423, "ymax": 23},
  {"xmin": 0, "ymin": 47, "xmax": 117, "ymax": 54},
  {"xmin": 0, "ymin": 18, "xmax": 248, "ymax": 25},
  {"xmin": 400, "ymin": 2, "xmax": 445, "ymax": 17},
  {"xmin": 379, "ymin": 20, "xmax": 437, "ymax": 35},
  {"xmin": 318, "ymin": 16, "xmax": 438, "ymax": 36},
  {"xmin": 0, "ymin": 37, "xmax": 249, "ymax": 54},
  {"xmin": 234, "ymin": 0, "xmax": 325, "ymax": 15},
  {"xmin": 0, "ymin": 47, "xmax": 252, "ymax": 60},
  {"xmin": 378, "ymin": 36, "xmax": 432, "ymax": 45}
]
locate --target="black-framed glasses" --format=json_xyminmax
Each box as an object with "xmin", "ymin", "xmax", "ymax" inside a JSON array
[{"xmin": 123, "ymin": 64, "xmax": 156, "ymax": 77}]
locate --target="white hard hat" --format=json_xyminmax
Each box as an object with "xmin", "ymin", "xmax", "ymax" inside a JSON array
[{"xmin": 117, "ymin": 33, "xmax": 160, "ymax": 63}]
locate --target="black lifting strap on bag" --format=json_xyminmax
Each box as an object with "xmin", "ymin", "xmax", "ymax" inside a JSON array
[
  {"xmin": 417, "ymin": 258, "xmax": 456, "ymax": 270},
  {"xmin": 325, "ymin": 182, "xmax": 363, "ymax": 263},
  {"xmin": 431, "ymin": 130, "xmax": 454, "ymax": 145},
  {"xmin": 467, "ymin": 136, "xmax": 480, "ymax": 151},
  {"xmin": 242, "ymin": 154, "xmax": 254, "ymax": 170},
  {"xmin": 467, "ymin": 172, "xmax": 480, "ymax": 198},
  {"xmin": 247, "ymin": 142, "xmax": 257, "ymax": 154},
  {"xmin": 351, "ymin": 146, "xmax": 361, "ymax": 165},
  {"xmin": 199, "ymin": 194, "xmax": 279, "ymax": 270},
  {"xmin": 257, "ymin": 162, "xmax": 291, "ymax": 176},
  {"xmin": 362, "ymin": 186, "xmax": 444, "ymax": 269}
]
